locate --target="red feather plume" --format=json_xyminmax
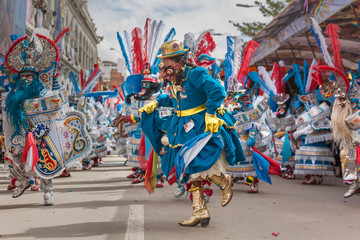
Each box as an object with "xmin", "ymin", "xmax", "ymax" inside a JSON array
[
  {"xmin": 88, "ymin": 64, "xmax": 99, "ymax": 82},
  {"xmin": 54, "ymin": 27, "xmax": 71, "ymax": 44},
  {"xmin": 325, "ymin": 24, "xmax": 343, "ymax": 71},
  {"xmin": 237, "ymin": 40, "xmax": 259, "ymax": 84},
  {"xmin": 92, "ymin": 83, "xmax": 99, "ymax": 92},
  {"xmin": 271, "ymin": 62, "xmax": 285, "ymax": 94},
  {"xmin": 131, "ymin": 27, "xmax": 145, "ymax": 74},
  {"xmin": 112, "ymin": 84, "xmax": 124, "ymax": 101},
  {"xmin": 80, "ymin": 69, "xmax": 85, "ymax": 87},
  {"xmin": 311, "ymin": 69, "xmax": 324, "ymax": 86},
  {"xmin": 195, "ymin": 32, "xmax": 216, "ymax": 60},
  {"xmin": 143, "ymin": 18, "xmax": 151, "ymax": 64}
]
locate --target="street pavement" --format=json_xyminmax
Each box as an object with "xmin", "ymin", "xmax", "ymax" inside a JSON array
[{"xmin": 1, "ymin": 155, "xmax": 360, "ymax": 240}]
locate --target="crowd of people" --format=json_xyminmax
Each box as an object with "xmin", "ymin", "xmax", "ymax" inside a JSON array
[{"xmin": 0, "ymin": 17, "xmax": 359, "ymax": 227}]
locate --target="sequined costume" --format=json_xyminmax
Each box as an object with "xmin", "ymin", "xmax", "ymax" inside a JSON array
[
  {"xmin": 291, "ymin": 61, "xmax": 335, "ymax": 185},
  {"xmin": 3, "ymin": 33, "xmax": 67, "ymax": 205}
]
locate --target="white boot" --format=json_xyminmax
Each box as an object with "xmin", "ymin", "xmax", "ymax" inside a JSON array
[
  {"xmin": 344, "ymin": 181, "xmax": 360, "ymax": 198},
  {"xmin": 44, "ymin": 191, "xmax": 54, "ymax": 206},
  {"xmin": 12, "ymin": 179, "xmax": 30, "ymax": 198}
]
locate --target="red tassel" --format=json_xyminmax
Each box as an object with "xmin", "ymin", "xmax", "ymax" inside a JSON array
[
  {"xmin": 144, "ymin": 150, "xmax": 154, "ymax": 194},
  {"xmin": 54, "ymin": 27, "xmax": 71, "ymax": 44},
  {"xmin": 356, "ymin": 145, "xmax": 360, "ymax": 166},
  {"xmin": 237, "ymin": 40, "xmax": 259, "ymax": 84},
  {"xmin": 325, "ymin": 24, "xmax": 344, "ymax": 71},
  {"xmin": 138, "ymin": 133, "xmax": 147, "ymax": 170},
  {"xmin": 272, "ymin": 135, "xmax": 278, "ymax": 158}
]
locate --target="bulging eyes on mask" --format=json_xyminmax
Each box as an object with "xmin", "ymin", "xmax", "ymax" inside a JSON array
[
  {"xmin": 20, "ymin": 72, "xmax": 36, "ymax": 85},
  {"xmin": 165, "ymin": 66, "xmax": 175, "ymax": 78}
]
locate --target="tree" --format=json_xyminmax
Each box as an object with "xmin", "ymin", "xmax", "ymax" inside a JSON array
[{"xmin": 230, "ymin": 0, "xmax": 292, "ymax": 37}]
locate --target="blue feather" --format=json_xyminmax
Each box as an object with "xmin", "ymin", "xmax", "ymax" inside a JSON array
[
  {"xmin": 117, "ymin": 32, "xmax": 132, "ymax": 74},
  {"xmin": 151, "ymin": 27, "xmax": 176, "ymax": 74},
  {"xmin": 303, "ymin": 60, "xmax": 308, "ymax": 92},
  {"xmin": 282, "ymin": 131, "xmax": 292, "ymax": 164},
  {"xmin": 283, "ymin": 69, "xmax": 293, "ymax": 83},
  {"xmin": 310, "ymin": 25, "xmax": 323, "ymax": 56},
  {"xmin": 248, "ymin": 71, "xmax": 273, "ymax": 95},
  {"xmin": 10, "ymin": 34, "xmax": 21, "ymax": 43},
  {"xmin": 6, "ymin": 76, "xmax": 44, "ymax": 139},
  {"xmin": 69, "ymin": 71, "xmax": 80, "ymax": 94},
  {"xmin": 292, "ymin": 64, "xmax": 305, "ymax": 95},
  {"xmin": 84, "ymin": 90, "xmax": 119, "ymax": 98},
  {"xmin": 224, "ymin": 36, "xmax": 234, "ymax": 91}
]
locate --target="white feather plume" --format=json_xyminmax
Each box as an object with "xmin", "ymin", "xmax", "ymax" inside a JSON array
[
  {"xmin": 194, "ymin": 29, "xmax": 214, "ymax": 53},
  {"xmin": 305, "ymin": 58, "xmax": 318, "ymax": 92},
  {"xmin": 123, "ymin": 30, "xmax": 133, "ymax": 72},
  {"xmin": 232, "ymin": 36, "xmax": 243, "ymax": 77},
  {"xmin": 148, "ymin": 20, "xmax": 165, "ymax": 66},
  {"xmin": 148, "ymin": 20, "xmax": 157, "ymax": 63},
  {"xmin": 311, "ymin": 17, "xmax": 333, "ymax": 67},
  {"xmin": 258, "ymin": 66, "xmax": 278, "ymax": 95}
]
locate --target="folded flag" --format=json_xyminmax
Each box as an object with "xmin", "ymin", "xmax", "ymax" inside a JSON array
[
  {"xmin": 174, "ymin": 132, "xmax": 213, "ymax": 181},
  {"xmin": 144, "ymin": 150, "xmax": 158, "ymax": 194},
  {"xmin": 21, "ymin": 132, "xmax": 39, "ymax": 172},
  {"xmin": 167, "ymin": 167, "xmax": 177, "ymax": 186},
  {"xmin": 251, "ymin": 146, "xmax": 282, "ymax": 184}
]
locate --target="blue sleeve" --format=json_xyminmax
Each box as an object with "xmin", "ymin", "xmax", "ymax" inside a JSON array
[
  {"xmin": 190, "ymin": 67, "xmax": 226, "ymax": 114},
  {"xmin": 156, "ymin": 94, "xmax": 174, "ymax": 108}
]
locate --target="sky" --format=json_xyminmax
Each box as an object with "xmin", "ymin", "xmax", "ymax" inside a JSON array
[{"xmin": 87, "ymin": 0, "xmax": 271, "ymax": 63}]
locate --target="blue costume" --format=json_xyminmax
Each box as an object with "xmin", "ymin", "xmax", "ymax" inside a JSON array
[
  {"xmin": 141, "ymin": 66, "xmax": 244, "ymax": 182},
  {"xmin": 140, "ymin": 39, "xmax": 242, "ymax": 227}
]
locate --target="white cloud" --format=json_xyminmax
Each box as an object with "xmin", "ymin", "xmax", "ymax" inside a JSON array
[{"xmin": 87, "ymin": 0, "xmax": 271, "ymax": 62}]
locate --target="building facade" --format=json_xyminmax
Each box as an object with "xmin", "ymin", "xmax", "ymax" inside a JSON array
[{"xmin": 25, "ymin": 0, "xmax": 100, "ymax": 93}]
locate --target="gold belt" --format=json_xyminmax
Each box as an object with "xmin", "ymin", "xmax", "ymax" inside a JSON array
[{"xmin": 175, "ymin": 103, "xmax": 206, "ymax": 117}]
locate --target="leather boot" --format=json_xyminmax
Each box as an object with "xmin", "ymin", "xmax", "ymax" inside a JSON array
[
  {"xmin": 179, "ymin": 186, "xmax": 210, "ymax": 227},
  {"xmin": 207, "ymin": 174, "xmax": 233, "ymax": 207},
  {"xmin": 344, "ymin": 180, "xmax": 360, "ymax": 198}
]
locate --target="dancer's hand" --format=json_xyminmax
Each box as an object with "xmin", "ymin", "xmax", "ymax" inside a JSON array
[
  {"xmin": 205, "ymin": 113, "xmax": 224, "ymax": 133},
  {"xmin": 138, "ymin": 100, "xmax": 159, "ymax": 114}
]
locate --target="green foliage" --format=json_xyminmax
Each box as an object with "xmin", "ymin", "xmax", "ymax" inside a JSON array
[
  {"xmin": 230, "ymin": 0, "xmax": 291, "ymax": 37},
  {"xmin": 229, "ymin": 20, "xmax": 266, "ymax": 38}
]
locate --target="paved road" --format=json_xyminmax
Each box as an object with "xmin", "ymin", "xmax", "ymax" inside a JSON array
[{"xmin": 1, "ymin": 156, "xmax": 360, "ymax": 240}]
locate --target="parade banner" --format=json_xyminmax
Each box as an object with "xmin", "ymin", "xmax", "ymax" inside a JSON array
[{"xmin": 314, "ymin": 0, "xmax": 356, "ymax": 23}]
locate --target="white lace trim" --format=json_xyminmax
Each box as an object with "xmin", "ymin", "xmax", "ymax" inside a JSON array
[{"xmin": 190, "ymin": 152, "xmax": 229, "ymax": 180}]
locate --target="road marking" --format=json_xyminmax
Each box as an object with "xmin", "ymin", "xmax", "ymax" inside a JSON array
[{"xmin": 125, "ymin": 205, "xmax": 144, "ymax": 240}]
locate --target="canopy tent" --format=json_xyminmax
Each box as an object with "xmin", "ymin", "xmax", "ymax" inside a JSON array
[{"xmin": 251, "ymin": 0, "xmax": 360, "ymax": 71}]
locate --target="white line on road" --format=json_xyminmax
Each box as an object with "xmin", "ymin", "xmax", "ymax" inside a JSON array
[{"xmin": 125, "ymin": 205, "xmax": 144, "ymax": 240}]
